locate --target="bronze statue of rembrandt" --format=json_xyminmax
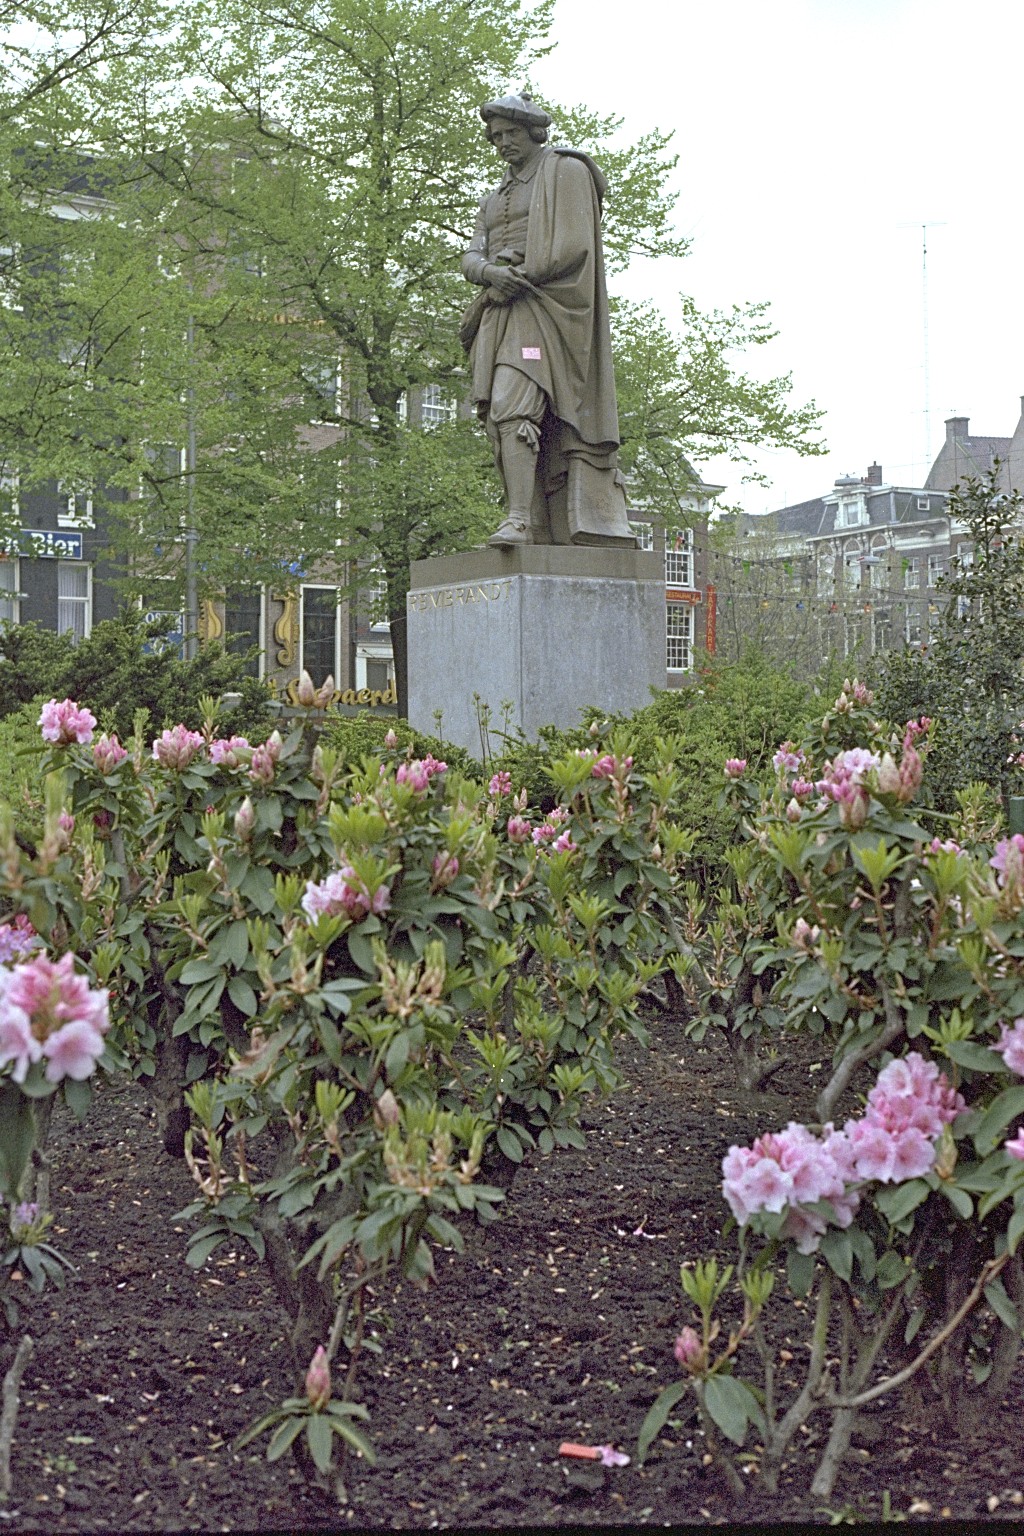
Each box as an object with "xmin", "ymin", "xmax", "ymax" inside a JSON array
[{"xmin": 460, "ymin": 94, "xmax": 636, "ymax": 549}]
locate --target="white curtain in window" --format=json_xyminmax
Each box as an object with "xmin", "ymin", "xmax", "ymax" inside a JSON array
[{"xmin": 57, "ymin": 562, "xmax": 89, "ymax": 642}]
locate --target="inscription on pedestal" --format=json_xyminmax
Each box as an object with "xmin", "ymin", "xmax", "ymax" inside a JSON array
[{"xmin": 408, "ymin": 579, "xmax": 512, "ymax": 613}]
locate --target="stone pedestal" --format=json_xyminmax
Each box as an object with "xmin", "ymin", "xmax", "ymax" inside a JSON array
[{"xmin": 406, "ymin": 546, "xmax": 664, "ymax": 753}]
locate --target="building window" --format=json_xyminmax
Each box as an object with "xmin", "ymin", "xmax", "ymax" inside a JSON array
[
  {"xmin": 57, "ymin": 481, "xmax": 94, "ymax": 529},
  {"xmin": 57, "ymin": 561, "xmax": 91, "ymax": 642},
  {"xmin": 666, "ymin": 603, "xmax": 693, "ymax": 673},
  {"xmin": 903, "ymin": 556, "xmax": 919, "ymax": 591},
  {"xmin": 665, "ymin": 529, "xmax": 693, "ymax": 588},
  {"xmin": 421, "ymin": 384, "xmax": 456, "ymax": 428},
  {"xmin": 905, "ymin": 613, "xmax": 923, "ymax": 645},
  {"xmin": 0, "ymin": 558, "xmax": 18, "ymax": 624},
  {"xmin": 630, "ymin": 520, "xmax": 654, "ymax": 552},
  {"xmin": 224, "ymin": 586, "xmax": 264, "ymax": 678},
  {"xmin": 366, "ymin": 568, "xmax": 390, "ymax": 632},
  {"xmin": 835, "ymin": 498, "xmax": 866, "ymax": 529},
  {"xmin": 927, "ymin": 553, "xmax": 947, "ymax": 587},
  {"xmin": 844, "ymin": 553, "xmax": 862, "ymax": 589},
  {"xmin": 301, "ymin": 585, "xmax": 340, "ymax": 685}
]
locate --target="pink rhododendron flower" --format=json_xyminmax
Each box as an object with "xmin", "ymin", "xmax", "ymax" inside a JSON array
[
  {"xmin": 0, "ymin": 1002, "xmax": 42, "ymax": 1083},
  {"xmin": 209, "ymin": 735, "xmax": 251, "ymax": 768},
  {"xmin": 152, "ymin": 724, "xmax": 204, "ymax": 771},
  {"xmin": 507, "ymin": 815, "xmax": 531, "ymax": 844},
  {"xmin": 0, "ymin": 916, "xmax": 39, "ymax": 965},
  {"xmin": 996, "ymin": 1019, "xmax": 1024, "ymax": 1077},
  {"xmin": 903, "ymin": 715, "xmax": 931, "ymax": 743},
  {"xmin": 723, "ymin": 758, "xmax": 747, "ymax": 779},
  {"xmin": 785, "ymin": 797, "xmax": 802, "ymax": 822},
  {"xmin": 39, "ymin": 698, "xmax": 96, "ymax": 746},
  {"xmin": 929, "ymin": 837, "xmax": 962, "ymax": 855},
  {"xmin": 591, "ymin": 752, "xmax": 632, "ymax": 780},
  {"xmin": 383, "ymin": 728, "xmax": 398, "ymax": 749},
  {"xmin": 234, "ymin": 797, "xmax": 255, "ymax": 841},
  {"xmin": 396, "ymin": 754, "xmax": 446, "ymax": 793},
  {"xmin": 791, "ymin": 918, "xmax": 820, "ymax": 950},
  {"xmin": 0, "ymin": 953, "xmax": 109, "ymax": 1083},
  {"xmin": 991, "ymin": 835, "xmax": 1024, "ymax": 892},
  {"xmin": 532, "ymin": 822, "xmax": 557, "ymax": 846},
  {"xmin": 1004, "ymin": 1129, "xmax": 1024, "ymax": 1161},
  {"xmin": 897, "ymin": 744, "xmax": 923, "ymax": 803},
  {"xmin": 488, "ymin": 771, "xmax": 512, "ymax": 798},
  {"xmin": 791, "ymin": 778, "xmax": 815, "ymax": 798},
  {"xmin": 93, "ymin": 733, "xmax": 128, "ymax": 773},
  {"xmin": 302, "ymin": 868, "xmax": 391, "ymax": 923},
  {"xmin": 773, "ymin": 742, "xmax": 804, "ymax": 774},
  {"xmin": 552, "ymin": 830, "xmax": 577, "ymax": 854},
  {"xmin": 249, "ymin": 744, "xmax": 276, "ymax": 784}
]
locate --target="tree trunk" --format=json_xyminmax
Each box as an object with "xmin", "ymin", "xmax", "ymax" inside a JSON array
[{"xmin": 390, "ymin": 609, "xmax": 408, "ymax": 720}]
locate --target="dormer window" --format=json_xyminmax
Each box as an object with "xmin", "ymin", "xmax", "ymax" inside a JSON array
[{"xmin": 835, "ymin": 497, "xmax": 866, "ymax": 529}]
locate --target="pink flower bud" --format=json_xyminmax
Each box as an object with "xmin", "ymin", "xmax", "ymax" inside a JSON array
[
  {"xmin": 373, "ymin": 1088, "xmax": 401, "ymax": 1128},
  {"xmin": 93, "ymin": 733, "xmax": 128, "ymax": 773},
  {"xmin": 296, "ymin": 669, "xmax": 317, "ymax": 707},
  {"xmin": 313, "ymin": 675, "xmax": 336, "ymax": 709},
  {"xmin": 507, "ymin": 815, "xmax": 531, "ymax": 844},
  {"xmin": 432, "ymin": 851, "xmax": 459, "ymax": 888},
  {"xmin": 384, "ymin": 728, "xmax": 398, "ymax": 749},
  {"xmin": 875, "ymin": 752, "xmax": 901, "ymax": 796},
  {"xmin": 234, "ymin": 797, "xmax": 255, "ymax": 840},
  {"xmin": 896, "ymin": 744, "xmax": 923, "ymax": 803},
  {"xmin": 724, "ymin": 758, "xmax": 747, "ymax": 780},
  {"xmin": 673, "ymin": 1326, "xmax": 705, "ymax": 1372},
  {"xmin": 785, "ymin": 798, "xmax": 802, "ymax": 822},
  {"xmin": 304, "ymin": 1345, "xmax": 331, "ymax": 1411}
]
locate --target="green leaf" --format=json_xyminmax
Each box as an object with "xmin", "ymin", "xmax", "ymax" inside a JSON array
[
  {"xmin": 227, "ymin": 974, "xmax": 259, "ymax": 1016},
  {"xmin": 496, "ymin": 1125, "xmax": 525, "ymax": 1163},
  {"xmin": 636, "ymin": 1379, "xmax": 689, "ymax": 1465},
  {"xmin": 186, "ymin": 1231, "xmax": 225, "ymax": 1269},
  {"xmin": 178, "ymin": 955, "xmax": 223, "ymax": 985},
  {"xmin": 62, "ymin": 1077, "xmax": 92, "ymax": 1120},
  {"xmin": 972, "ymin": 1088, "xmax": 1024, "ymax": 1156},
  {"xmin": 874, "ymin": 1250, "xmax": 908, "ymax": 1289},
  {"xmin": 0, "ymin": 1082, "xmax": 35, "ymax": 1201},
  {"xmin": 266, "ymin": 1415, "xmax": 305, "ymax": 1462},
  {"xmin": 819, "ymin": 1228, "xmax": 853, "ymax": 1282},
  {"xmin": 306, "ymin": 1413, "xmax": 333, "ymax": 1474},
  {"xmin": 943, "ymin": 1041, "xmax": 1003, "ymax": 1073},
  {"xmin": 385, "ymin": 1031, "xmax": 409, "ymax": 1081},
  {"xmin": 875, "ymin": 1178, "xmax": 930, "ymax": 1227},
  {"xmin": 985, "ymin": 1277, "xmax": 1020, "ymax": 1334},
  {"xmin": 786, "ymin": 1246, "xmax": 815, "ymax": 1297},
  {"xmin": 703, "ymin": 1374, "xmax": 760, "ymax": 1446},
  {"xmin": 940, "ymin": 1183, "xmax": 973, "ymax": 1219},
  {"xmin": 347, "ymin": 927, "xmax": 377, "ymax": 975},
  {"xmin": 904, "ymin": 1306, "xmax": 925, "ymax": 1344}
]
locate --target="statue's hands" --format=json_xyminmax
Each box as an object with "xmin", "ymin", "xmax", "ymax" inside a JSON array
[{"xmin": 484, "ymin": 264, "xmax": 533, "ymax": 302}]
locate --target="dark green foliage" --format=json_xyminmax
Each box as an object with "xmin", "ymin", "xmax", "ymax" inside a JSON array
[
  {"xmin": 320, "ymin": 712, "xmax": 481, "ymax": 781},
  {"xmin": 0, "ymin": 612, "xmax": 275, "ymax": 741},
  {"xmin": 876, "ymin": 471, "xmax": 1024, "ymax": 813}
]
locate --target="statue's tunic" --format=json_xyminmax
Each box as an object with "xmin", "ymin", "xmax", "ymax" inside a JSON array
[{"xmin": 462, "ymin": 146, "xmax": 620, "ymax": 454}]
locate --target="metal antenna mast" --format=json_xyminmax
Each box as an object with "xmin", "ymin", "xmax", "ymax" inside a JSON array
[{"xmin": 899, "ymin": 221, "xmax": 946, "ymax": 478}]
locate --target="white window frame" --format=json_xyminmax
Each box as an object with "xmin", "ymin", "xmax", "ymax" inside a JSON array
[
  {"xmin": 420, "ymin": 383, "xmax": 456, "ymax": 428},
  {"xmin": 630, "ymin": 520, "xmax": 654, "ymax": 552},
  {"xmin": 355, "ymin": 649, "xmax": 394, "ymax": 692},
  {"xmin": 903, "ymin": 556, "xmax": 919, "ymax": 591},
  {"xmin": 223, "ymin": 585, "xmax": 267, "ymax": 678},
  {"xmin": 927, "ymin": 553, "xmax": 947, "ymax": 587},
  {"xmin": 57, "ymin": 480, "xmax": 94, "ymax": 529},
  {"xmin": 0, "ymin": 557, "xmax": 19, "ymax": 624},
  {"xmin": 665, "ymin": 528, "xmax": 694, "ymax": 589},
  {"xmin": 57, "ymin": 560, "xmax": 92, "ymax": 642},
  {"xmin": 666, "ymin": 601, "xmax": 693, "ymax": 673},
  {"xmin": 300, "ymin": 583, "xmax": 342, "ymax": 684}
]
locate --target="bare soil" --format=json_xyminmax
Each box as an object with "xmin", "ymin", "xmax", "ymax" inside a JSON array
[{"xmin": 9, "ymin": 1015, "xmax": 1024, "ymax": 1530}]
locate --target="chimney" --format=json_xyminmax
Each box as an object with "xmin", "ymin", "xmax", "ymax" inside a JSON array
[
  {"xmin": 866, "ymin": 463, "xmax": 882, "ymax": 486},
  {"xmin": 946, "ymin": 416, "xmax": 969, "ymax": 442}
]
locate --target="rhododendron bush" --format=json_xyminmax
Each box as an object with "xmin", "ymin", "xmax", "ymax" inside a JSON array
[
  {"xmin": 0, "ymin": 692, "xmax": 686, "ymax": 1489},
  {"xmin": 644, "ymin": 680, "xmax": 1024, "ymax": 1501}
]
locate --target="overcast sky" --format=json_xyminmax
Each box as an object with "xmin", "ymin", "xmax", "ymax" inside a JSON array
[{"xmin": 533, "ymin": 0, "xmax": 1024, "ymax": 512}]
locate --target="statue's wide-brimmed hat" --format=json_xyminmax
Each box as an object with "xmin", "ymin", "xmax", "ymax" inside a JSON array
[{"xmin": 479, "ymin": 93, "xmax": 552, "ymax": 130}]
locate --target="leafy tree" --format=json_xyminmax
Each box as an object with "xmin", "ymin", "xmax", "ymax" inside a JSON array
[
  {"xmin": 613, "ymin": 297, "xmax": 825, "ymax": 529},
  {"xmin": 876, "ymin": 469, "xmax": 1024, "ymax": 812}
]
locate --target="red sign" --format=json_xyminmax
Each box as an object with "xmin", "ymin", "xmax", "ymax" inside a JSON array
[
  {"xmin": 705, "ymin": 583, "xmax": 717, "ymax": 654},
  {"xmin": 666, "ymin": 588, "xmax": 702, "ymax": 604}
]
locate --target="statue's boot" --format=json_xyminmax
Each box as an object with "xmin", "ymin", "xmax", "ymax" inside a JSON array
[
  {"xmin": 488, "ymin": 426, "xmax": 539, "ymax": 546},
  {"xmin": 488, "ymin": 515, "xmax": 532, "ymax": 546}
]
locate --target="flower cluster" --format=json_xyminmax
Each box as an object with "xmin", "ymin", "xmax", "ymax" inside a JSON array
[
  {"xmin": 302, "ymin": 868, "xmax": 391, "ymax": 922},
  {"xmin": 396, "ymin": 755, "xmax": 447, "ymax": 793},
  {"xmin": 773, "ymin": 742, "xmax": 805, "ymax": 774},
  {"xmin": 152, "ymin": 725, "xmax": 205, "ymax": 771},
  {"xmin": 723, "ymin": 758, "xmax": 747, "ymax": 780},
  {"xmin": 0, "ymin": 952, "xmax": 110, "ymax": 1083},
  {"xmin": 249, "ymin": 732, "xmax": 282, "ymax": 785},
  {"xmin": 990, "ymin": 836, "xmax": 1024, "ymax": 895},
  {"xmin": 816, "ymin": 747, "xmax": 881, "ymax": 830},
  {"xmin": 488, "ymin": 771, "xmax": 512, "ymax": 798},
  {"xmin": 209, "ymin": 735, "xmax": 251, "ymax": 768},
  {"xmin": 93, "ymin": 733, "xmax": 128, "ymax": 773},
  {"xmin": 995, "ymin": 1018, "xmax": 1024, "ymax": 1077},
  {"xmin": 722, "ymin": 1053, "xmax": 963, "ymax": 1253},
  {"xmin": 39, "ymin": 698, "xmax": 96, "ymax": 746},
  {"xmin": 591, "ymin": 752, "xmax": 633, "ymax": 781},
  {"xmin": 0, "ymin": 916, "xmax": 40, "ymax": 964}
]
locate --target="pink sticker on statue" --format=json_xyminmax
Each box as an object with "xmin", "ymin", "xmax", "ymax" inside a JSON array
[{"xmin": 521, "ymin": 346, "xmax": 541, "ymax": 360}]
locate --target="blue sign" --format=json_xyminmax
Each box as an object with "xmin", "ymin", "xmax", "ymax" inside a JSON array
[
  {"xmin": 19, "ymin": 528, "xmax": 83, "ymax": 560},
  {"xmin": 141, "ymin": 610, "xmax": 185, "ymax": 657}
]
